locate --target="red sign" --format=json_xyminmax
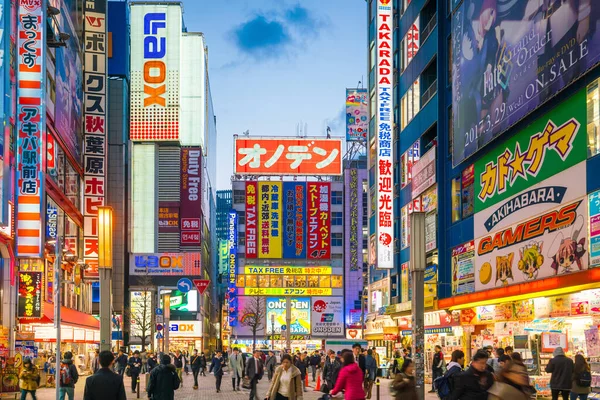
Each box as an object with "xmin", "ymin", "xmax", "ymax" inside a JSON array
[
  {"xmin": 193, "ymin": 279, "xmax": 210, "ymax": 295},
  {"xmin": 245, "ymin": 182, "xmax": 258, "ymax": 258},
  {"xmin": 180, "ymin": 148, "xmax": 202, "ymax": 246},
  {"xmin": 383, "ymin": 333, "xmax": 399, "ymax": 341},
  {"xmin": 307, "ymin": 182, "xmax": 331, "ymax": 259}
]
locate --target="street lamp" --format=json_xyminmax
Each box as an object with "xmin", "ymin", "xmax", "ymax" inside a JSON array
[{"xmin": 98, "ymin": 206, "xmax": 113, "ymax": 352}]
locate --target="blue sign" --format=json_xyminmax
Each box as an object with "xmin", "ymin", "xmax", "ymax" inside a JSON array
[
  {"xmin": 46, "ymin": 203, "xmax": 58, "ymax": 240},
  {"xmin": 281, "ymin": 325, "xmax": 286, "ymax": 331},
  {"xmin": 228, "ymin": 211, "xmax": 238, "ymax": 326},
  {"xmin": 283, "ymin": 182, "xmax": 306, "ymax": 258},
  {"xmin": 155, "ymin": 308, "xmax": 163, "ymax": 315},
  {"xmin": 177, "ymin": 278, "xmax": 193, "ymax": 293},
  {"xmin": 156, "ymin": 332, "xmax": 163, "ymax": 339}
]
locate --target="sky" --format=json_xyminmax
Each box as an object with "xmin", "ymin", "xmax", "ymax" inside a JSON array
[{"xmin": 180, "ymin": 0, "xmax": 367, "ymax": 189}]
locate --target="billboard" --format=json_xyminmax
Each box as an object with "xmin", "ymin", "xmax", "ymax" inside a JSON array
[
  {"xmin": 283, "ymin": 182, "xmax": 306, "ymax": 258},
  {"xmin": 451, "ymin": 241, "xmax": 475, "ymax": 296},
  {"xmin": 345, "ymin": 169, "xmax": 365, "ymax": 271},
  {"xmin": 130, "ymin": 4, "xmax": 181, "ymax": 140},
  {"xmin": 266, "ymin": 298, "xmax": 310, "ymax": 335},
  {"xmin": 307, "ymin": 182, "xmax": 331, "ymax": 259},
  {"xmin": 244, "ymin": 288, "xmax": 332, "ymax": 297},
  {"xmin": 234, "ymin": 296, "xmax": 266, "ymax": 337},
  {"xmin": 311, "ymin": 297, "xmax": 344, "ymax": 336},
  {"xmin": 218, "ymin": 239, "xmax": 228, "ymax": 275},
  {"xmin": 158, "ymin": 202, "xmax": 180, "ymax": 233},
  {"xmin": 451, "ymin": 0, "xmax": 600, "ymax": 166},
  {"xmin": 411, "ymin": 147, "xmax": 436, "ymax": 199},
  {"xmin": 130, "ymin": 291, "xmax": 152, "ymax": 340},
  {"xmin": 245, "ymin": 181, "xmax": 258, "ymax": 258},
  {"xmin": 244, "ymin": 266, "xmax": 332, "ymax": 275},
  {"xmin": 82, "ymin": 0, "xmax": 108, "ymax": 275},
  {"xmin": 346, "ymin": 89, "xmax": 368, "ymax": 141},
  {"xmin": 16, "ymin": 0, "xmax": 45, "ymax": 258},
  {"xmin": 234, "ymin": 138, "xmax": 343, "ymax": 176},
  {"xmin": 228, "ymin": 211, "xmax": 238, "ymax": 326},
  {"xmin": 590, "ymin": 191, "xmax": 600, "ymax": 266},
  {"xmin": 18, "ymin": 272, "xmax": 42, "ymax": 319},
  {"xmin": 258, "ymin": 182, "xmax": 283, "ymax": 258},
  {"xmin": 168, "ymin": 289, "xmax": 198, "ymax": 312},
  {"xmin": 375, "ymin": 0, "xmax": 394, "ymax": 269},
  {"xmin": 180, "ymin": 148, "xmax": 202, "ymax": 246},
  {"xmin": 129, "ymin": 253, "xmax": 202, "ymax": 276}
]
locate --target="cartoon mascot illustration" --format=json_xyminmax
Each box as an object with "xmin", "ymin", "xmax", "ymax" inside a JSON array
[
  {"xmin": 518, "ymin": 242, "xmax": 544, "ymax": 280},
  {"xmin": 548, "ymin": 215, "xmax": 587, "ymax": 275},
  {"xmin": 495, "ymin": 253, "xmax": 514, "ymax": 287}
]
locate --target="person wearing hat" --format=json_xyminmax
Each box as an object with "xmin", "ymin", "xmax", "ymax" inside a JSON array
[
  {"xmin": 19, "ymin": 358, "xmax": 39, "ymax": 400},
  {"xmin": 83, "ymin": 350, "xmax": 126, "ymax": 400},
  {"xmin": 147, "ymin": 354, "xmax": 180, "ymax": 400},
  {"xmin": 128, "ymin": 350, "xmax": 142, "ymax": 394}
]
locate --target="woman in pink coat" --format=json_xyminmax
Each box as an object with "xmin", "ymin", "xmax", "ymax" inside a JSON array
[{"xmin": 329, "ymin": 352, "xmax": 366, "ymax": 400}]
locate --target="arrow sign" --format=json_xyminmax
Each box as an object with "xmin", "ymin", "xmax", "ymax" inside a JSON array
[
  {"xmin": 193, "ymin": 279, "xmax": 210, "ymax": 295},
  {"xmin": 155, "ymin": 308, "xmax": 163, "ymax": 315},
  {"xmin": 177, "ymin": 278, "xmax": 193, "ymax": 293}
]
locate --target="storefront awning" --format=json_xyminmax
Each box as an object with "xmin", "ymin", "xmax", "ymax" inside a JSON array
[{"xmin": 19, "ymin": 302, "xmax": 99, "ymax": 330}]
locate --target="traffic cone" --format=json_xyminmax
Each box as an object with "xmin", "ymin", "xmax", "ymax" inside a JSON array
[
  {"xmin": 305, "ymin": 374, "xmax": 309, "ymax": 388},
  {"xmin": 314, "ymin": 375, "xmax": 321, "ymax": 391}
]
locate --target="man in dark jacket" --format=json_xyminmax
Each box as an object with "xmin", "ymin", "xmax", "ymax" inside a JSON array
[
  {"xmin": 322, "ymin": 350, "xmax": 342, "ymax": 393},
  {"xmin": 352, "ymin": 343, "xmax": 366, "ymax": 377},
  {"xmin": 546, "ymin": 346, "xmax": 574, "ymax": 400},
  {"xmin": 173, "ymin": 350, "xmax": 184, "ymax": 387},
  {"xmin": 448, "ymin": 350, "xmax": 494, "ymax": 400},
  {"xmin": 431, "ymin": 345, "xmax": 445, "ymax": 393},
  {"xmin": 148, "ymin": 354, "xmax": 180, "ymax": 400},
  {"xmin": 190, "ymin": 349, "xmax": 202, "ymax": 390},
  {"xmin": 84, "ymin": 351, "xmax": 126, "ymax": 400},
  {"xmin": 115, "ymin": 349, "xmax": 128, "ymax": 375},
  {"xmin": 128, "ymin": 350, "xmax": 142, "ymax": 393},
  {"xmin": 245, "ymin": 350, "xmax": 264, "ymax": 400},
  {"xmin": 309, "ymin": 351, "xmax": 321, "ymax": 382},
  {"xmin": 265, "ymin": 351, "xmax": 277, "ymax": 381},
  {"xmin": 438, "ymin": 349, "xmax": 465, "ymax": 398},
  {"xmin": 209, "ymin": 351, "xmax": 225, "ymax": 393},
  {"xmin": 59, "ymin": 351, "xmax": 79, "ymax": 400}
]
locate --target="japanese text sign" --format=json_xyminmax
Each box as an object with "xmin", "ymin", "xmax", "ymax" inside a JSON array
[
  {"xmin": 345, "ymin": 169, "xmax": 365, "ymax": 271},
  {"xmin": 307, "ymin": 182, "xmax": 330, "ymax": 259},
  {"xmin": 0, "ymin": 1, "xmax": 8, "ymax": 229},
  {"xmin": 245, "ymin": 182, "xmax": 258, "ymax": 258},
  {"xmin": 258, "ymin": 182, "xmax": 283, "ymax": 258},
  {"xmin": 180, "ymin": 148, "xmax": 202, "ymax": 246},
  {"xmin": 16, "ymin": 0, "xmax": 44, "ymax": 258},
  {"xmin": 404, "ymin": 16, "xmax": 420, "ymax": 68},
  {"xmin": 234, "ymin": 138, "xmax": 342, "ymax": 176},
  {"xmin": 375, "ymin": 0, "xmax": 394, "ymax": 269},
  {"xmin": 283, "ymin": 182, "xmax": 306, "ymax": 259},
  {"xmin": 244, "ymin": 288, "xmax": 333, "ymax": 296},
  {"xmin": 158, "ymin": 202, "xmax": 180, "ymax": 233},
  {"xmin": 411, "ymin": 146, "xmax": 436, "ymax": 199},
  {"xmin": 346, "ymin": 89, "xmax": 368, "ymax": 141},
  {"xmin": 228, "ymin": 211, "xmax": 238, "ymax": 326},
  {"xmin": 18, "ymin": 272, "xmax": 42, "ymax": 318}
]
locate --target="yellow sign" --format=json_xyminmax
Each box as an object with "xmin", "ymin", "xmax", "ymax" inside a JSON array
[
  {"xmin": 244, "ymin": 266, "xmax": 332, "ymax": 275},
  {"xmin": 258, "ymin": 182, "xmax": 283, "ymax": 258},
  {"xmin": 244, "ymin": 288, "xmax": 333, "ymax": 296}
]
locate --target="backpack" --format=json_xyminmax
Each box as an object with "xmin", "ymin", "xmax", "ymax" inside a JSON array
[
  {"xmin": 434, "ymin": 366, "xmax": 461, "ymax": 399},
  {"xmin": 171, "ymin": 369, "xmax": 180, "ymax": 390},
  {"xmin": 577, "ymin": 370, "xmax": 592, "ymax": 387},
  {"xmin": 60, "ymin": 363, "xmax": 72, "ymax": 386}
]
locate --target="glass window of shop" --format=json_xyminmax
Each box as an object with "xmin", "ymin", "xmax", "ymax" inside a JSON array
[
  {"xmin": 588, "ymin": 80, "xmax": 600, "ymax": 157},
  {"xmin": 47, "ymin": 134, "xmax": 81, "ymax": 209}
]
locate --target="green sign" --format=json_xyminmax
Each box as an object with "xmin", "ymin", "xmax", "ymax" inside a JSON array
[{"xmin": 474, "ymin": 89, "xmax": 587, "ymax": 213}]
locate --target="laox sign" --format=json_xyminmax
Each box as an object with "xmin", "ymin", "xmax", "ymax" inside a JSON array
[
  {"xmin": 143, "ymin": 12, "xmax": 167, "ymax": 107},
  {"xmin": 134, "ymin": 255, "xmax": 182, "ymax": 268}
]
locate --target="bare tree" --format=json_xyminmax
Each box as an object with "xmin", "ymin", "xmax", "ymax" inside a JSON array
[
  {"xmin": 240, "ymin": 296, "xmax": 266, "ymax": 352},
  {"xmin": 126, "ymin": 275, "xmax": 154, "ymax": 352}
]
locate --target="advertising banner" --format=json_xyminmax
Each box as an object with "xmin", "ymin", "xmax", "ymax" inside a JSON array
[
  {"xmin": 0, "ymin": 0, "xmax": 8, "ymax": 229},
  {"xmin": 180, "ymin": 148, "xmax": 202, "ymax": 246},
  {"xmin": 244, "ymin": 266, "xmax": 332, "ymax": 275},
  {"xmin": 307, "ymin": 182, "xmax": 331, "ymax": 259},
  {"xmin": 283, "ymin": 182, "xmax": 306, "ymax": 259},
  {"xmin": 244, "ymin": 288, "xmax": 332, "ymax": 297},
  {"xmin": 375, "ymin": 0, "xmax": 394, "ymax": 270},
  {"xmin": 404, "ymin": 16, "xmax": 420, "ymax": 68},
  {"xmin": 18, "ymin": 272, "xmax": 42, "ymax": 318},
  {"xmin": 258, "ymin": 182, "xmax": 283, "ymax": 258},
  {"xmin": 234, "ymin": 296, "xmax": 266, "ymax": 337},
  {"xmin": 16, "ymin": 0, "xmax": 45, "ymax": 258},
  {"xmin": 589, "ymin": 191, "xmax": 600, "ymax": 266},
  {"xmin": 451, "ymin": 241, "xmax": 475, "ymax": 296},
  {"xmin": 345, "ymin": 169, "xmax": 365, "ymax": 271},
  {"xmin": 346, "ymin": 89, "xmax": 368, "ymax": 141},
  {"xmin": 245, "ymin": 182, "xmax": 258, "ymax": 258},
  {"xmin": 425, "ymin": 264, "xmax": 437, "ymax": 301},
  {"xmin": 425, "ymin": 213, "xmax": 437, "ymax": 252},
  {"xmin": 462, "ymin": 165, "xmax": 475, "ymax": 217},
  {"xmin": 411, "ymin": 146, "xmax": 436, "ymax": 199},
  {"xmin": 234, "ymin": 138, "xmax": 343, "ymax": 176},
  {"xmin": 401, "ymin": 262, "xmax": 409, "ymax": 302},
  {"xmin": 311, "ymin": 297, "xmax": 344, "ymax": 336},
  {"xmin": 158, "ymin": 202, "xmax": 180, "ymax": 233},
  {"xmin": 218, "ymin": 240, "xmax": 229, "ymax": 275},
  {"xmin": 228, "ymin": 211, "xmax": 238, "ymax": 326},
  {"xmin": 130, "ymin": 4, "xmax": 181, "ymax": 140},
  {"xmin": 451, "ymin": 2, "xmax": 600, "ymax": 166},
  {"xmin": 130, "ymin": 291, "xmax": 152, "ymax": 340},
  {"xmin": 401, "ymin": 205, "xmax": 409, "ymax": 249},
  {"xmin": 169, "ymin": 321, "xmax": 202, "ymax": 338},
  {"xmin": 475, "ymin": 90, "xmax": 587, "ymax": 213},
  {"xmin": 129, "ymin": 253, "xmax": 202, "ymax": 276},
  {"xmin": 266, "ymin": 298, "xmax": 310, "ymax": 335}
]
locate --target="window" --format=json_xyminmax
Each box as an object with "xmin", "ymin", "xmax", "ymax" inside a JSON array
[
  {"xmin": 462, "ymin": 165, "xmax": 475, "ymax": 218},
  {"xmin": 448, "ymin": 106, "xmax": 453, "ymax": 157},
  {"xmin": 332, "ymin": 191, "xmax": 343, "ymax": 205},
  {"xmin": 332, "ymin": 212, "xmax": 342, "ymax": 226},
  {"xmin": 588, "ymin": 80, "xmax": 600, "ymax": 157},
  {"xmin": 401, "ymin": 80, "xmax": 421, "ymax": 130},
  {"xmin": 332, "ymin": 232, "xmax": 343, "ymax": 247},
  {"xmin": 233, "ymin": 190, "xmax": 245, "ymax": 204},
  {"xmin": 448, "ymin": 34, "xmax": 453, "ymax": 84},
  {"xmin": 401, "ymin": 141, "xmax": 420, "ymax": 188},
  {"xmin": 238, "ymin": 231, "xmax": 245, "ymax": 246},
  {"xmin": 238, "ymin": 211, "xmax": 245, "ymax": 225},
  {"xmin": 451, "ymin": 177, "xmax": 461, "ymax": 223},
  {"xmin": 400, "ymin": 15, "xmax": 420, "ymax": 73}
]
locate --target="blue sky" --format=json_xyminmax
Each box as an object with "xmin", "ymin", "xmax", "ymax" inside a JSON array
[{"xmin": 180, "ymin": 0, "xmax": 367, "ymax": 189}]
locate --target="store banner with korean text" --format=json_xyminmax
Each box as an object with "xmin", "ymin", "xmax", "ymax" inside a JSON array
[
  {"xmin": 16, "ymin": 0, "xmax": 45, "ymax": 258},
  {"xmin": 589, "ymin": 190, "xmax": 600, "ymax": 266},
  {"xmin": 245, "ymin": 181, "xmax": 258, "ymax": 258},
  {"xmin": 228, "ymin": 211, "xmax": 238, "ymax": 326},
  {"xmin": 258, "ymin": 181, "xmax": 282, "ymax": 258},
  {"xmin": 345, "ymin": 169, "xmax": 365, "ymax": 271},
  {"xmin": 307, "ymin": 182, "xmax": 331, "ymax": 259},
  {"xmin": 180, "ymin": 148, "xmax": 202, "ymax": 246},
  {"xmin": 158, "ymin": 202, "xmax": 180, "ymax": 233},
  {"xmin": 346, "ymin": 89, "xmax": 368, "ymax": 141},
  {"xmin": 18, "ymin": 272, "xmax": 42, "ymax": 318},
  {"xmin": 452, "ymin": 241, "xmax": 475, "ymax": 296},
  {"xmin": 234, "ymin": 138, "xmax": 343, "ymax": 176},
  {"xmin": 283, "ymin": 182, "xmax": 306, "ymax": 258},
  {"xmin": 475, "ymin": 89, "xmax": 587, "ymax": 214},
  {"xmin": 311, "ymin": 297, "xmax": 344, "ymax": 336},
  {"xmin": 451, "ymin": 2, "xmax": 600, "ymax": 166},
  {"xmin": 266, "ymin": 298, "xmax": 310, "ymax": 335}
]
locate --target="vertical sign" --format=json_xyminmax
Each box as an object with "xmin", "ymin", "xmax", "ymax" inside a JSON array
[
  {"xmin": 218, "ymin": 239, "xmax": 228, "ymax": 275},
  {"xmin": 227, "ymin": 211, "xmax": 238, "ymax": 326},
  {"xmin": 283, "ymin": 182, "xmax": 306, "ymax": 259},
  {"xmin": 180, "ymin": 148, "xmax": 202, "ymax": 246},
  {"xmin": 0, "ymin": 0, "xmax": 8, "ymax": 228},
  {"xmin": 589, "ymin": 191, "xmax": 600, "ymax": 267},
  {"xmin": 307, "ymin": 182, "xmax": 330, "ymax": 259},
  {"xmin": 375, "ymin": 0, "xmax": 394, "ymax": 269},
  {"xmin": 346, "ymin": 89, "xmax": 368, "ymax": 141},
  {"xmin": 83, "ymin": 0, "xmax": 107, "ymax": 276},
  {"xmin": 258, "ymin": 181, "xmax": 282, "ymax": 258},
  {"xmin": 18, "ymin": 271, "xmax": 42, "ymax": 318},
  {"xmin": 345, "ymin": 169, "xmax": 362, "ymax": 271},
  {"xmin": 245, "ymin": 181, "xmax": 258, "ymax": 259},
  {"xmin": 404, "ymin": 16, "xmax": 420, "ymax": 67},
  {"xmin": 16, "ymin": 0, "xmax": 44, "ymax": 257}
]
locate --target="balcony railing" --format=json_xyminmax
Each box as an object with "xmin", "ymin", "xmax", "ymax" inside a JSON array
[
  {"xmin": 421, "ymin": 79, "xmax": 438, "ymax": 106},
  {"xmin": 421, "ymin": 13, "xmax": 437, "ymax": 44}
]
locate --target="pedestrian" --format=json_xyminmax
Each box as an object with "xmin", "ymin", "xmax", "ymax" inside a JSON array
[
  {"xmin": 59, "ymin": 351, "xmax": 79, "ymax": 400},
  {"xmin": 392, "ymin": 350, "xmax": 404, "ymax": 376},
  {"xmin": 265, "ymin": 354, "xmax": 303, "ymax": 400},
  {"xmin": 546, "ymin": 347, "xmax": 574, "ymax": 400},
  {"xmin": 392, "ymin": 358, "xmax": 417, "ymax": 400},
  {"xmin": 504, "ymin": 346, "xmax": 514, "ymax": 357},
  {"xmin": 147, "ymin": 354, "xmax": 180, "ymax": 400},
  {"xmin": 173, "ymin": 350, "xmax": 184, "ymax": 387},
  {"xmin": 229, "ymin": 347, "xmax": 244, "ymax": 391},
  {"xmin": 266, "ymin": 351, "xmax": 277, "ymax": 381},
  {"xmin": 83, "ymin": 350, "xmax": 127, "ymax": 400},
  {"xmin": 246, "ymin": 350, "xmax": 265, "ymax": 400},
  {"xmin": 115, "ymin": 349, "xmax": 127, "ymax": 375},
  {"xmin": 209, "ymin": 350, "xmax": 225, "ymax": 393},
  {"xmin": 448, "ymin": 349, "xmax": 494, "ymax": 400},
  {"xmin": 352, "ymin": 343, "xmax": 367, "ymax": 378},
  {"xmin": 199, "ymin": 352, "xmax": 207, "ymax": 376},
  {"xmin": 571, "ymin": 354, "xmax": 592, "ymax": 400},
  {"xmin": 430, "ymin": 345, "xmax": 445, "ymax": 393},
  {"xmin": 487, "ymin": 356, "xmax": 530, "ymax": 400},
  {"xmin": 91, "ymin": 350, "xmax": 100, "ymax": 374},
  {"xmin": 147, "ymin": 353, "xmax": 158, "ymax": 372},
  {"xmin": 309, "ymin": 351, "xmax": 321, "ymax": 382},
  {"xmin": 295, "ymin": 353, "xmax": 308, "ymax": 392},
  {"xmin": 364, "ymin": 349, "xmax": 378, "ymax": 399},
  {"xmin": 487, "ymin": 348, "xmax": 504, "ymax": 374},
  {"xmin": 329, "ymin": 352, "xmax": 366, "ymax": 400},
  {"xmin": 128, "ymin": 350, "xmax": 142, "ymax": 394},
  {"xmin": 19, "ymin": 358, "xmax": 39, "ymax": 400},
  {"xmin": 435, "ymin": 349, "xmax": 465, "ymax": 397},
  {"xmin": 190, "ymin": 349, "xmax": 202, "ymax": 390}
]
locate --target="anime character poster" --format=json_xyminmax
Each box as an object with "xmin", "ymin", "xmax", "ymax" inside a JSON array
[{"xmin": 451, "ymin": 0, "xmax": 600, "ymax": 166}]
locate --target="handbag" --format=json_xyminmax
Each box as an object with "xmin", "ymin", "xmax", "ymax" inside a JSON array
[
  {"xmin": 320, "ymin": 381, "xmax": 330, "ymax": 393},
  {"xmin": 242, "ymin": 376, "xmax": 252, "ymax": 389},
  {"xmin": 125, "ymin": 365, "xmax": 131, "ymax": 377}
]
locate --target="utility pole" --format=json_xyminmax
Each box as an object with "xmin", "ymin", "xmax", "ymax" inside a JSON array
[
  {"xmin": 271, "ymin": 314, "xmax": 275, "ymax": 351},
  {"xmin": 285, "ymin": 297, "xmax": 291, "ymax": 351},
  {"xmin": 410, "ymin": 212, "xmax": 426, "ymax": 400}
]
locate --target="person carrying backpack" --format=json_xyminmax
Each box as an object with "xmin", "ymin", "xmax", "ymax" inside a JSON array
[
  {"xmin": 430, "ymin": 345, "xmax": 445, "ymax": 393},
  {"xmin": 434, "ymin": 349, "xmax": 464, "ymax": 400},
  {"xmin": 571, "ymin": 354, "xmax": 591, "ymax": 400},
  {"xmin": 59, "ymin": 351, "xmax": 79, "ymax": 400},
  {"xmin": 148, "ymin": 354, "xmax": 180, "ymax": 400},
  {"xmin": 19, "ymin": 358, "xmax": 40, "ymax": 400}
]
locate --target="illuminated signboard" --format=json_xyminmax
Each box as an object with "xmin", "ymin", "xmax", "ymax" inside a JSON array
[
  {"xmin": 245, "ymin": 181, "xmax": 258, "ymax": 258},
  {"xmin": 266, "ymin": 298, "xmax": 310, "ymax": 335},
  {"xmin": 180, "ymin": 148, "xmax": 202, "ymax": 246},
  {"xmin": 18, "ymin": 272, "xmax": 42, "ymax": 318},
  {"xmin": 129, "ymin": 253, "xmax": 201, "ymax": 276},
  {"xmin": 346, "ymin": 89, "xmax": 368, "ymax": 141},
  {"xmin": 234, "ymin": 138, "xmax": 343, "ymax": 176},
  {"xmin": 258, "ymin": 181, "xmax": 282, "ymax": 258},
  {"xmin": 243, "ymin": 288, "xmax": 332, "ymax": 296},
  {"xmin": 244, "ymin": 266, "xmax": 332, "ymax": 275},
  {"xmin": 307, "ymin": 182, "xmax": 330, "ymax": 259},
  {"xmin": 283, "ymin": 182, "xmax": 306, "ymax": 258},
  {"xmin": 228, "ymin": 211, "xmax": 238, "ymax": 326}
]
